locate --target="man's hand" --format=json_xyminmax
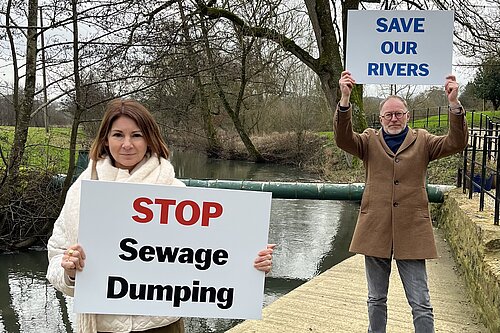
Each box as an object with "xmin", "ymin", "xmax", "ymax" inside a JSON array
[
  {"xmin": 339, "ymin": 70, "xmax": 355, "ymax": 107},
  {"xmin": 445, "ymin": 75, "xmax": 460, "ymax": 106}
]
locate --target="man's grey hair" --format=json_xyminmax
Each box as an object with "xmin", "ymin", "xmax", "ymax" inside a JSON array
[{"xmin": 379, "ymin": 95, "xmax": 408, "ymax": 113}]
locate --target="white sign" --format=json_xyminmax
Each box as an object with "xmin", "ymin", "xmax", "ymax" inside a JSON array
[
  {"xmin": 74, "ymin": 180, "xmax": 272, "ymax": 319},
  {"xmin": 345, "ymin": 10, "xmax": 454, "ymax": 84}
]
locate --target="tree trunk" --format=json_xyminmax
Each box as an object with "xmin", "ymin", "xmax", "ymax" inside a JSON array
[
  {"xmin": 200, "ymin": 15, "xmax": 265, "ymax": 162},
  {"xmin": 0, "ymin": 0, "xmax": 38, "ymax": 246},
  {"xmin": 304, "ymin": 0, "xmax": 343, "ymax": 113},
  {"xmin": 59, "ymin": 0, "xmax": 84, "ymax": 206},
  {"xmin": 4, "ymin": 0, "xmax": 38, "ymax": 190},
  {"xmin": 178, "ymin": 1, "xmax": 222, "ymax": 158}
]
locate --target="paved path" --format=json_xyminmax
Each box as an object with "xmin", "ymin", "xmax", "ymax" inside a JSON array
[{"xmin": 228, "ymin": 228, "xmax": 487, "ymax": 332}]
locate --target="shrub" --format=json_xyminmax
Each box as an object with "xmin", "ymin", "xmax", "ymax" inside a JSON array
[{"xmin": 0, "ymin": 169, "xmax": 61, "ymax": 251}]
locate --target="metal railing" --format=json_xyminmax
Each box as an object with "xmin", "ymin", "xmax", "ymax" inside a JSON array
[
  {"xmin": 367, "ymin": 105, "xmax": 450, "ymax": 128},
  {"xmin": 460, "ymin": 112, "xmax": 500, "ymax": 225}
]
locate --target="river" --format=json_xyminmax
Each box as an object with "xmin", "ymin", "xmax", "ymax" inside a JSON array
[{"xmin": 0, "ymin": 150, "xmax": 359, "ymax": 333}]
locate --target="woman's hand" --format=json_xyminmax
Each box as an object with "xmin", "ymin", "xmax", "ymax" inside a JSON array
[
  {"xmin": 61, "ymin": 244, "xmax": 86, "ymax": 279},
  {"xmin": 254, "ymin": 244, "xmax": 276, "ymax": 274}
]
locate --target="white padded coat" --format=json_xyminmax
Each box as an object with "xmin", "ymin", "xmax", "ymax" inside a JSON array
[{"xmin": 46, "ymin": 155, "xmax": 184, "ymax": 333}]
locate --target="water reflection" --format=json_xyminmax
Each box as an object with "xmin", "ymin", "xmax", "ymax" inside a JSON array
[
  {"xmin": 0, "ymin": 150, "xmax": 360, "ymax": 333},
  {"xmin": 264, "ymin": 199, "xmax": 358, "ymax": 306},
  {"xmin": 270, "ymin": 199, "xmax": 341, "ymax": 279},
  {"xmin": 171, "ymin": 150, "xmax": 318, "ymax": 182},
  {"xmin": 0, "ymin": 249, "xmax": 76, "ymax": 333}
]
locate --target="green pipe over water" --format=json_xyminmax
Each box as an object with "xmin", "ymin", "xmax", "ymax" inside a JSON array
[
  {"xmin": 74, "ymin": 151, "xmax": 453, "ymax": 203},
  {"xmin": 180, "ymin": 179, "xmax": 454, "ymax": 203}
]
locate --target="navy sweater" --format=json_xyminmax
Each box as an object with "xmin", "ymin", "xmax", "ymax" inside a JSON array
[{"xmin": 382, "ymin": 126, "xmax": 409, "ymax": 153}]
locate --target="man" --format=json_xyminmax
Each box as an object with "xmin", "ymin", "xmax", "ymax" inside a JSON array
[{"xmin": 334, "ymin": 70, "xmax": 468, "ymax": 333}]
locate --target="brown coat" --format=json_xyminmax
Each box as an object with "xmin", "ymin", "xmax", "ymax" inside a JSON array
[{"xmin": 334, "ymin": 107, "xmax": 468, "ymax": 259}]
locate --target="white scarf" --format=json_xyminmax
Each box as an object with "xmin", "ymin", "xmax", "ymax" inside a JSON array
[{"xmin": 72, "ymin": 155, "xmax": 180, "ymax": 333}]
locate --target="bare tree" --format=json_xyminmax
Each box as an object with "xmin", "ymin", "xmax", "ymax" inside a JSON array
[
  {"xmin": 194, "ymin": 0, "xmax": 376, "ymax": 133},
  {"xmin": 2, "ymin": 0, "xmax": 38, "ymax": 190},
  {"xmin": 200, "ymin": 13, "xmax": 266, "ymax": 161},
  {"xmin": 177, "ymin": 0, "xmax": 222, "ymax": 157},
  {"xmin": 436, "ymin": 0, "xmax": 500, "ymax": 59},
  {"xmin": 58, "ymin": 0, "xmax": 85, "ymax": 205}
]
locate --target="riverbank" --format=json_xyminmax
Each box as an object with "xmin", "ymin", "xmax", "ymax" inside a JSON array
[
  {"xmin": 0, "ymin": 129, "xmax": 461, "ymax": 252},
  {"xmin": 170, "ymin": 130, "xmax": 462, "ymax": 186}
]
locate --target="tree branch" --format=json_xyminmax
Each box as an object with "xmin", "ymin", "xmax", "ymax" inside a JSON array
[{"xmin": 197, "ymin": 3, "xmax": 320, "ymax": 75}]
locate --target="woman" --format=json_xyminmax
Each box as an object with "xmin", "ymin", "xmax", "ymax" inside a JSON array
[{"xmin": 47, "ymin": 98, "xmax": 274, "ymax": 333}]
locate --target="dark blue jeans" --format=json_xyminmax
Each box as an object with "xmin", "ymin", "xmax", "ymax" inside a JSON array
[{"xmin": 365, "ymin": 256, "xmax": 434, "ymax": 333}]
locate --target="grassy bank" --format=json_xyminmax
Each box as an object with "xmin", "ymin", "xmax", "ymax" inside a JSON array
[
  {"xmin": 170, "ymin": 128, "xmax": 461, "ymax": 185},
  {"xmin": 316, "ymin": 140, "xmax": 461, "ymax": 185},
  {"xmin": 0, "ymin": 126, "xmax": 87, "ymax": 173},
  {"xmin": 411, "ymin": 110, "xmax": 499, "ymax": 129}
]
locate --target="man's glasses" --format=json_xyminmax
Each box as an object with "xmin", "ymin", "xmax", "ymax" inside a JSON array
[{"xmin": 380, "ymin": 111, "xmax": 408, "ymax": 120}]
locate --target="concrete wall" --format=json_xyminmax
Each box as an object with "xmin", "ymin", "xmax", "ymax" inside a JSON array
[{"xmin": 435, "ymin": 189, "xmax": 500, "ymax": 332}]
